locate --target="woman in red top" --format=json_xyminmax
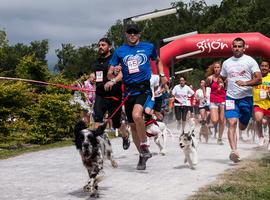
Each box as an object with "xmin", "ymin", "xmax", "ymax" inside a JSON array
[{"xmin": 206, "ymin": 61, "xmax": 226, "ymax": 145}]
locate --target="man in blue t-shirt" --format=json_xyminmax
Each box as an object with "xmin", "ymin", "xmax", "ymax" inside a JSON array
[{"xmin": 105, "ymin": 24, "xmax": 167, "ymax": 170}]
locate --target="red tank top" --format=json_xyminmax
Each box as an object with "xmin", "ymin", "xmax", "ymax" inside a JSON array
[{"xmin": 210, "ymin": 80, "xmax": 226, "ymax": 103}]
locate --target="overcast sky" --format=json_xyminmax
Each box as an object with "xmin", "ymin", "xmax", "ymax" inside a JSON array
[{"xmin": 0, "ymin": 0, "xmax": 221, "ymax": 65}]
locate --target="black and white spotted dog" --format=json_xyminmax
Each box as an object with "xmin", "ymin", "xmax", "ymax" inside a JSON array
[
  {"xmin": 179, "ymin": 130, "xmax": 198, "ymax": 169},
  {"xmin": 74, "ymin": 121, "xmax": 118, "ymax": 197}
]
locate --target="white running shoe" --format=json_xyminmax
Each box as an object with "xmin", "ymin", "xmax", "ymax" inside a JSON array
[{"xmin": 258, "ymin": 137, "xmax": 265, "ymax": 146}]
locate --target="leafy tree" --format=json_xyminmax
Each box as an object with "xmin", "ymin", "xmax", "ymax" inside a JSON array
[
  {"xmin": 15, "ymin": 54, "xmax": 50, "ymax": 82},
  {"xmin": 29, "ymin": 40, "xmax": 49, "ymax": 64}
]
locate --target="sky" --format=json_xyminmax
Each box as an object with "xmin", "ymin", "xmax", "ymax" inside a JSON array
[{"xmin": 0, "ymin": 0, "xmax": 221, "ymax": 66}]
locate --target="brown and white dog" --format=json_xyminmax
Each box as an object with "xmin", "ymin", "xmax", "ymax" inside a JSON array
[
  {"xmin": 179, "ymin": 129, "xmax": 198, "ymax": 169},
  {"xmin": 199, "ymin": 120, "xmax": 210, "ymax": 143},
  {"xmin": 74, "ymin": 121, "xmax": 117, "ymax": 197}
]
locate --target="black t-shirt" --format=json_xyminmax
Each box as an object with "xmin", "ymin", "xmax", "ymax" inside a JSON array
[{"xmin": 92, "ymin": 55, "xmax": 122, "ymax": 98}]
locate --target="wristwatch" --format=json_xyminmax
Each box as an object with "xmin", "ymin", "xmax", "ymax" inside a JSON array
[{"xmin": 159, "ymin": 73, "xmax": 165, "ymax": 77}]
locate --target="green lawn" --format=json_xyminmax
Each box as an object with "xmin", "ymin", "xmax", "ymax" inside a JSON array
[{"xmin": 188, "ymin": 153, "xmax": 270, "ymax": 200}]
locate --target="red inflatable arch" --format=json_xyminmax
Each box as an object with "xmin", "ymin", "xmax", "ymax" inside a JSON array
[{"xmin": 152, "ymin": 32, "xmax": 270, "ymax": 76}]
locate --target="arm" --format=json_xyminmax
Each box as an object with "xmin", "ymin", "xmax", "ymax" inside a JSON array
[
  {"xmin": 236, "ymin": 71, "xmax": 262, "ymax": 87},
  {"xmin": 156, "ymin": 57, "xmax": 168, "ymax": 85},
  {"xmin": 104, "ymin": 66, "xmax": 123, "ymax": 91}
]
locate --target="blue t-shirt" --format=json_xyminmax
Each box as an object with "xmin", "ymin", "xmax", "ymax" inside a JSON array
[{"xmin": 109, "ymin": 42, "xmax": 158, "ymax": 85}]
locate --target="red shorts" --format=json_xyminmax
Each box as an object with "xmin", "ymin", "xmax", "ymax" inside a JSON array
[{"xmin": 254, "ymin": 106, "xmax": 270, "ymax": 117}]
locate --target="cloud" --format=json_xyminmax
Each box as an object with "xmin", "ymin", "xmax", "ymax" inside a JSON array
[{"xmin": 0, "ymin": 0, "xmax": 221, "ymax": 65}]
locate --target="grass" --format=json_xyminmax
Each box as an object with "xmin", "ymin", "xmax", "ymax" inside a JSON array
[
  {"xmin": 0, "ymin": 139, "xmax": 73, "ymax": 159},
  {"xmin": 188, "ymin": 153, "xmax": 270, "ymax": 200}
]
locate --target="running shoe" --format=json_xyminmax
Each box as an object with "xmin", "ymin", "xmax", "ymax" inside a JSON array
[
  {"xmin": 258, "ymin": 137, "xmax": 265, "ymax": 146},
  {"xmin": 136, "ymin": 145, "xmax": 152, "ymax": 170},
  {"xmin": 217, "ymin": 138, "xmax": 224, "ymax": 145},
  {"xmin": 229, "ymin": 151, "xmax": 241, "ymax": 163},
  {"xmin": 122, "ymin": 136, "xmax": 130, "ymax": 150}
]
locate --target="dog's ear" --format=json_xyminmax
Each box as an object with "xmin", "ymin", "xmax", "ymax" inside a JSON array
[
  {"xmin": 74, "ymin": 120, "xmax": 88, "ymax": 134},
  {"xmin": 191, "ymin": 129, "xmax": 195, "ymax": 137},
  {"xmin": 94, "ymin": 123, "xmax": 107, "ymax": 136},
  {"xmin": 74, "ymin": 120, "xmax": 88, "ymax": 149}
]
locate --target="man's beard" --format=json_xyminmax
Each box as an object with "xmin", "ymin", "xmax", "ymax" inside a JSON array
[{"xmin": 99, "ymin": 49, "xmax": 109, "ymax": 57}]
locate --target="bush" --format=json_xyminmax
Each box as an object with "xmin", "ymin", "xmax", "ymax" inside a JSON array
[{"xmin": 0, "ymin": 80, "xmax": 81, "ymax": 146}]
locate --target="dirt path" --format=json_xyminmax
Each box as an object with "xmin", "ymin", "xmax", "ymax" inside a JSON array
[{"xmin": 0, "ymin": 122, "xmax": 259, "ymax": 200}]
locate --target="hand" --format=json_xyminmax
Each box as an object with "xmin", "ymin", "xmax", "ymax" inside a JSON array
[
  {"xmin": 104, "ymin": 81, "xmax": 115, "ymax": 91},
  {"xmin": 236, "ymin": 80, "xmax": 247, "ymax": 87}
]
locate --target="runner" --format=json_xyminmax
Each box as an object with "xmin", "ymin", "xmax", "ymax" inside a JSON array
[
  {"xmin": 206, "ymin": 61, "xmax": 226, "ymax": 145},
  {"xmin": 92, "ymin": 38, "xmax": 130, "ymax": 150},
  {"xmin": 220, "ymin": 37, "xmax": 262, "ymax": 163},
  {"xmin": 171, "ymin": 76, "xmax": 194, "ymax": 132},
  {"xmin": 106, "ymin": 24, "xmax": 168, "ymax": 170},
  {"xmin": 252, "ymin": 60, "xmax": 270, "ymax": 149}
]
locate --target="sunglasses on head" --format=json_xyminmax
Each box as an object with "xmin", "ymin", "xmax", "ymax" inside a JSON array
[
  {"xmin": 233, "ymin": 45, "xmax": 244, "ymax": 48},
  {"xmin": 126, "ymin": 30, "xmax": 139, "ymax": 34}
]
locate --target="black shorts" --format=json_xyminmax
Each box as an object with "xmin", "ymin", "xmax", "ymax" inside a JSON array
[
  {"xmin": 125, "ymin": 93, "xmax": 150, "ymax": 123},
  {"xmin": 93, "ymin": 95, "xmax": 122, "ymax": 129},
  {"xmin": 187, "ymin": 106, "xmax": 194, "ymax": 113},
  {"xmin": 199, "ymin": 106, "xmax": 210, "ymax": 112},
  {"xmin": 174, "ymin": 106, "xmax": 189, "ymax": 121}
]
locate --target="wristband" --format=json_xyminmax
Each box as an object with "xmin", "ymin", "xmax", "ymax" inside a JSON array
[
  {"xmin": 159, "ymin": 73, "xmax": 165, "ymax": 77},
  {"xmin": 111, "ymin": 78, "xmax": 116, "ymax": 83}
]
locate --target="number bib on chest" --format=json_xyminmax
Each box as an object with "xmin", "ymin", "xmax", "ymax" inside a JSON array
[
  {"xmin": 96, "ymin": 71, "xmax": 103, "ymax": 82},
  {"xmin": 260, "ymin": 89, "xmax": 267, "ymax": 99},
  {"xmin": 225, "ymin": 100, "xmax": 235, "ymax": 110},
  {"xmin": 127, "ymin": 58, "xmax": 140, "ymax": 74}
]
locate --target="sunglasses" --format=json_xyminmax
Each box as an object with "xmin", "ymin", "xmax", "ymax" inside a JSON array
[
  {"xmin": 233, "ymin": 45, "xmax": 244, "ymax": 48},
  {"xmin": 126, "ymin": 30, "xmax": 139, "ymax": 34}
]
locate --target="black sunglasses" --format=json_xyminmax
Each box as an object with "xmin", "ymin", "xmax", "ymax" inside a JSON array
[
  {"xmin": 233, "ymin": 45, "xmax": 244, "ymax": 48},
  {"xmin": 126, "ymin": 30, "xmax": 139, "ymax": 34}
]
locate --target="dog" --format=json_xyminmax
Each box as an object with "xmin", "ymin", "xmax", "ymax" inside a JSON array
[
  {"xmin": 145, "ymin": 119, "xmax": 172, "ymax": 155},
  {"xmin": 199, "ymin": 120, "xmax": 210, "ymax": 143},
  {"xmin": 74, "ymin": 120, "xmax": 118, "ymax": 197},
  {"xmin": 179, "ymin": 130, "xmax": 198, "ymax": 169}
]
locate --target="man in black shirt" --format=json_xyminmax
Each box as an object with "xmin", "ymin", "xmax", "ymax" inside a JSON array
[{"xmin": 92, "ymin": 38, "xmax": 130, "ymax": 150}]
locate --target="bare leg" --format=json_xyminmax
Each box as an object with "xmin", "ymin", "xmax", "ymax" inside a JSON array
[
  {"xmin": 227, "ymin": 118, "xmax": 238, "ymax": 151},
  {"xmin": 132, "ymin": 104, "xmax": 146, "ymax": 145},
  {"xmin": 130, "ymin": 123, "xmax": 140, "ymax": 152},
  {"xmin": 254, "ymin": 111, "xmax": 264, "ymax": 138},
  {"xmin": 218, "ymin": 105, "xmax": 225, "ymax": 140}
]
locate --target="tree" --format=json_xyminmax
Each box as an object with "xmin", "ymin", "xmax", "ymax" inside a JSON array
[{"xmin": 15, "ymin": 54, "xmax": 50, "ymax": 82}]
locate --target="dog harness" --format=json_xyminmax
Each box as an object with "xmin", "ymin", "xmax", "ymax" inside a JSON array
[{"xmin": 145, "ymin": 119, "xmax": 159, "ymax": 137}]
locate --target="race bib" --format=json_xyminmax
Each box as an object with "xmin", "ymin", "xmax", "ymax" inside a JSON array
[
  {"xmin": 96, "ymin": 71, "xmax": 103, "ymax": 82},
  {"xmin": 225, "ymin": 100, "xmax": 235, "ymax": 110},
  {"xmin": 260, "ymin": 89, "xmax": 267, "ymax": 99},
  {"xmin": 127, "ymin": 59, "xmax": 140, "ymax": 74}
]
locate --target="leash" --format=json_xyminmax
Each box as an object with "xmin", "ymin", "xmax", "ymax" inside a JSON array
[
  {"xmin": 0, "ymin": 76, "xmax": 96, "ymax": 92},
  {"xmin": 105, "ymin": 94, "xmax": 130, "ymax": 122}
]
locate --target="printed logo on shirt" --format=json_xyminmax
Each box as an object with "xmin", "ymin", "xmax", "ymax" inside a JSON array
[{"xmin": 123, "ymin": 53, "xmax": 148, "ymax": 74}]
